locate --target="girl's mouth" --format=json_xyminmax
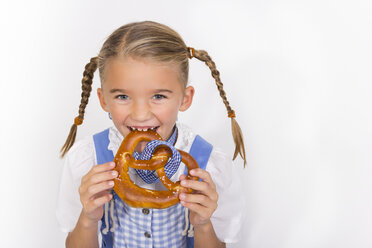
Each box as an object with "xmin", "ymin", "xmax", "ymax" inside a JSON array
[
  {"xmin": 127, "ymin": 126, "xmax": 159, "ymax": 132},
  {"xmin": 126, "ymin": 126, "xmax": 160, "ymax": 152}
]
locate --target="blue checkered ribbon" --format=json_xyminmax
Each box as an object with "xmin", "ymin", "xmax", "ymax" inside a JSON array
[{"xmin": 132, "ymin": 127, "xmax": 180, "ymax": 184}]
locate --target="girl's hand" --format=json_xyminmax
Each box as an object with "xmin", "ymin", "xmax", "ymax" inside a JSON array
[
  {"xmin": 179, "ymin": 168, "xmax": 218, "ymax": 228},
  {"xmin": 78, "ymin": 162, "xmax": 118, "ymax": 227}
]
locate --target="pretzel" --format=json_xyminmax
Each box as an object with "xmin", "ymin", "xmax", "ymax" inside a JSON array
[{"xmin": 113, "ymin": 130, "xmax": 199, "ymax": 209}]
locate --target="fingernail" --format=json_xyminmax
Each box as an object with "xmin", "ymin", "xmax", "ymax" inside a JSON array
[
  {"xmin": 112, "ymin": 171, "xmax": 118, "ymax": 177},
  {"xmin": 108, "ymin": 181, "xmax": 114, "ymax": 186},
  {"xmin": 179, "ymin": 193, "xmax": 186, "ymax": 200},
  {"xmin": 109, "ymin": 162, "xmax": 115, "ymax": 167},
  {"xmin": 181, "ymin": 180, "xmax": 187, "ymax": 186}
]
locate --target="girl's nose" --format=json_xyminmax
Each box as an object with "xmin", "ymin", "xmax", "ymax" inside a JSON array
[{"xmin": 130, "ymin": 101, "xmax": 152, "ymax": 122}]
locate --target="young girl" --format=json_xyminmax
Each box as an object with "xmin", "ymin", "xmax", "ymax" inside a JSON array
[{"xmin": 57, "ymin": 21, "xmax": 246, "ymax": 248}]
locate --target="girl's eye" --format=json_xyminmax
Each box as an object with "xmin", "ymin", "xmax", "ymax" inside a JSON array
[
  {"xmin": 153, "ymin": 94, "xmax": 167, "ymax": 100},
  {"xmin": 116, "ymin": 95, "xmax": 129, "ymax": 100}
]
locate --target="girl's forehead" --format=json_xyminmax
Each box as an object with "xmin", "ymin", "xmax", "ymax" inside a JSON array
[{"xmin": 102, "ymin": 57, "xmax": 185, "ymax": 90}]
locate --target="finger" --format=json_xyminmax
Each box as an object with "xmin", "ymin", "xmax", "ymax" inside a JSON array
[
  {"xmin": 81, "ymin": 180, "xmax": 114, "ymax": 203},
  {"xmin": 87, "ymin": 181, "xmax": 115, "ymax": 201},
  {"xmin": 189, "ymin": 169, "xmax": 216, "ymax": 189},
  {"xmin": 82, "ymin": 162, "xmax": 116, "ymax": 183},
  {"xmin": 181, "ymin": 179, "xmax": 206, "ymax": 192},
  {"xmin": 84, "ymin": 193, "xmax": 113, "ymax": 213},
  {"xmin": 179, "ymin": 192, "xmax": 217, "ymax": 210},
  {"xmin": 94, "ymin": 189, "xmax": 113, "ymax": 200},
  {"xmin": 179, "ymin": 174, "xmax": 187, "ymax": 181},
  {"xmin": 79, "ymin": 170, "xmax": 117, "ymax": 198},
  {"xmin": 180, "ymin": 201, "xmax": 211, "ymax": 220},
  {"xmin": 181, "ymin": 180, "xmax": 218, "ymax": 202},
  {"xmin": 180, "ymin": 179, "xmax": 217, "ymax": 199},
  {"xmin": 89, "ymin": 170, "xmax": 118, "ymax": 185}
]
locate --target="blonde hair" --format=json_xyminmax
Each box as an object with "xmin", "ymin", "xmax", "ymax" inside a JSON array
[{"xmin": 60, "ymin": 21, "xmax": 246, "ymax": 166}]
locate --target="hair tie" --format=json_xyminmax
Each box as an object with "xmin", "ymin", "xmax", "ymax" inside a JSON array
[
  {"xmin": 74, "ymin": 116, "xmax": 83, "ymax": 126},
  {"xmin": 228, "ymin": 110, "xmax": 236, "ymax": 118},
  {"xmin": 187, "ymin": 47, "xmax": 195, "ymax": 59}
]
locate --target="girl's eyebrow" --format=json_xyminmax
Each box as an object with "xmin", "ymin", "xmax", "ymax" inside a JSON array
[
  {"xmin": 109, "ymin": 89, "xmax": 173, "ymax": 94},
  {"xmin": 154, "ymin": 89, "xmax": 173, "ymax": 94},
  {"xmin": 109, "ymin": 88, "xmax": 127, "ymax": 94}
]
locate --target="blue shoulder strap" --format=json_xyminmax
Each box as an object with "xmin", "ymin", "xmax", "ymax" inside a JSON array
[
  {"xmin": 93, "ymin": 128, "xmax": 114, "ymax": 248},
  {"xmin": 93, "ymin": 130, "xmax": 213, "ymax": 248},
  {"xmin": 184, "ymin": 135, "xmax": 213, "ymax": 248},
  {"xmin": 93, "ymin": 128, "xmax": 114, "ymax": 165},
  {"xmin": 186, "ymin": 135, "xmax": 213, "ymax": 172}
]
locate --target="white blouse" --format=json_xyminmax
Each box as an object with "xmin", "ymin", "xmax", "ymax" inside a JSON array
[{"xmin": 56, "ymin": 122, "xmax": 244, "ymax": 243}]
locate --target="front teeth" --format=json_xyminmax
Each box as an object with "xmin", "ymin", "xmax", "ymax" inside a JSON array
[{"xmin": 130, "ymin": 127, "xmax": 157, "ymax": 132}]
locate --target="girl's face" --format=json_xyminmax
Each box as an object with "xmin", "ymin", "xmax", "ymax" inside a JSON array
[{"xmin": 97, "ymin": 56, "xmax": 194, "ymax": 148}]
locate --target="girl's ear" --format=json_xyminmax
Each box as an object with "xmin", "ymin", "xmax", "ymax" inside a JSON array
[
  {"xmin": 179, "ymin": 86, "xmax": 195, "ymax": 112},
  {"xmin": 97, "ymin": 88, "xmax": 109, "ymax": 112}
]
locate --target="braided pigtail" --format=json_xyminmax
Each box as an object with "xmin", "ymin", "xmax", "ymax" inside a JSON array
[
  {"xmin": 60, "ymin": 57, "xmax": 99, "ymax": 158},
  {"xmin": 188, "ymin": 47, "xmax": 247, "ymax": 166}
]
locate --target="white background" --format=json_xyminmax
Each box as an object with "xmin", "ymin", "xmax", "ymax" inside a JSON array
[{"xmin": 1, "ymin": 0, "xmax": 371, "ymax": 247}]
